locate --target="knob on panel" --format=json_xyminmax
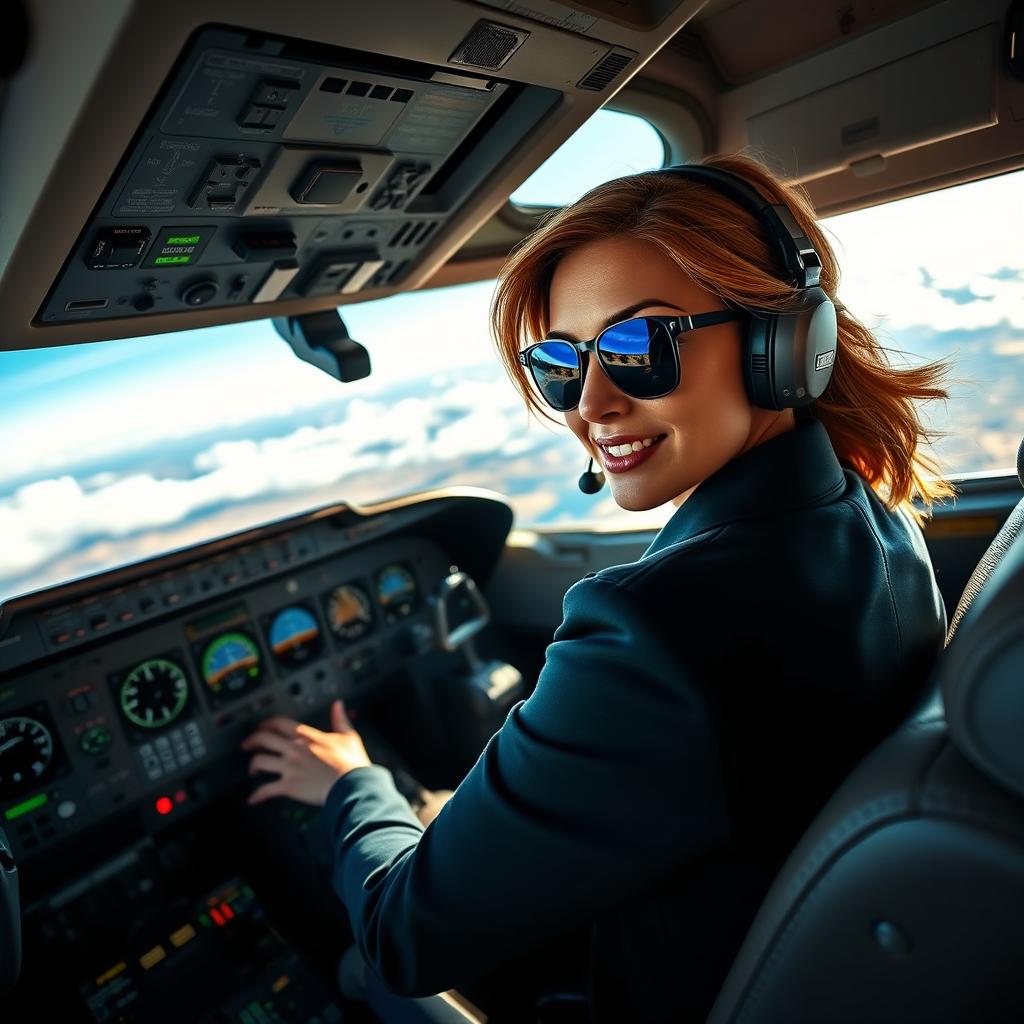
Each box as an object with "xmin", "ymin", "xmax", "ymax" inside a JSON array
[{"xmin": 180, "ymin": 280, "xmax": 219, "ymax": 307}]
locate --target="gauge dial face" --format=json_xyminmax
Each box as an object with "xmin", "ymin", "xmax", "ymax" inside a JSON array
[
  {"xmin": 268, "ymin": 606, "xmax": 323, "ymax": 668},
  {"xmin": 0, "ymin": 716, "xmax": 54, "ymax": 800},
  {"xmin": 326, "ymin": 584, "xmax": 373, "ymax": 642},
  {"xmin": 376, "ymin": 564, "xmax": 418, "ymax": 620},
  {"xmin": 201, "ymin": 631, "xmax": 262, "ymax": 704},
  {"xmin": 120, "ymin": 658, "xmax": 190, "ymax": 731}
]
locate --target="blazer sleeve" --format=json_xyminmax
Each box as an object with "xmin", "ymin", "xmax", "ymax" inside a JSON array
[{"xmin": 320, "ymin": 573, "xmax": 730, "ymax": 997}]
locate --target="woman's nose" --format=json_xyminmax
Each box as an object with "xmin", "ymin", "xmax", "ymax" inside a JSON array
[{"xmin": 577, "ymin": 353, "xmax": 630, "ymax": 422}]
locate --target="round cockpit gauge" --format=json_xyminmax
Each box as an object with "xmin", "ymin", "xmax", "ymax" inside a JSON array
[
  {"xmin": 200, "ymin": 632, "xmax": 262, "ymax": 704},
  {"xmin": 376, "ymin": 564, "xmax": 418, "ymax": 621},
  {"xmin": 268, "ymin": 606, "xmax": 323, "ymax": 668},
  {"xmin": 0, "ymin": 716, "xmax": 54, "ymax": 800},
  {"xmin": 119, "ymin": 658, "xmax": 190, "ymax": 731},
  {"xmin": 325, "ymin": 584, "xmax": 373, "ymax": 642}
]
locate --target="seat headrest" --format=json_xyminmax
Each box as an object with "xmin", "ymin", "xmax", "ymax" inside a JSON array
[{"xmin": 941, "ymin": 517, "xmax": 1024, "ymax": 799}]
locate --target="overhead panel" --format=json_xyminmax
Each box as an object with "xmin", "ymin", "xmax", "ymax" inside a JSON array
[{"xmin": 36, "ymin": 26, "xmax": 559, "ymax": 327}]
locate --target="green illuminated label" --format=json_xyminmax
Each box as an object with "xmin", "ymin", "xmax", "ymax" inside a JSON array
[
  {"xmin": 4, "ymin": 792, "xmax": 48, "ymax": 820},
  {"xmin": 165, "ymin": 235, "xmax": 201, "ymax": 245},
  {"xmin": 154, "ymin": 255, "xmax": 192, "ymax": 265}
]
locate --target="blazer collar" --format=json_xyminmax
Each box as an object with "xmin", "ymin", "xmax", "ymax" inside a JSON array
[{"xmin": 644, "ymin": 418, "xmax": 846, "ymax": 557}]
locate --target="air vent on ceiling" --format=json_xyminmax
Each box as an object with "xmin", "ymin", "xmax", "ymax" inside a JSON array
[
  {"xmin": 450, "ymin": 20, "xmax": 529, "ymax": 71},
  {"xmin": 390, "ymin": 220, "xmax": 439, "ymax": 247},
  {"xmin": 369, "ymin": 258, "xmax": 413, "ymax": 288},
  {"xmin": 577, "ymin": 47, "xmax": 636, "ymax": 91}
]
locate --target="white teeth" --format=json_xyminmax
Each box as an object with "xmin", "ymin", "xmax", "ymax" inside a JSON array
[{"xmin": 605, "ymin": 436, "xmax": 657, "ymax": 457}]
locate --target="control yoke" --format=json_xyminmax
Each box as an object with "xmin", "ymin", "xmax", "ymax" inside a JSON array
[
  {"xmin": 434, "ymin": 571, "xmax": 490, "ymax": 660},
  {"xmin": 0, "ymin": 826, "xmax": 20, "ymax": 994},
  {"xmin": 430, "ymin": 571, "xmax": 524, "ymax": 767}
]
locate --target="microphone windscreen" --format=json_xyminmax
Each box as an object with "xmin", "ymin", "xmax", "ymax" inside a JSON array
[{"xmin": 578, "ymin": 456, "xmax": 606, "ymax": 493}]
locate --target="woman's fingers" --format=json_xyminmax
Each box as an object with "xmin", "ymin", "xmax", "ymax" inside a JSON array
[
  {"xmin": 255, "ymin": 715, "xmax": 302, "ymax": 737},
  {"xmin": 240, "ymin": 728, "xmax": 293, "ymax": 755},
  {"xmin": 247, "ymin": 752, "xmax": 285, "ymax": 777},
  {"xmin": 331, "ymin": 699, "xmax": 353, "ymax": 733}
]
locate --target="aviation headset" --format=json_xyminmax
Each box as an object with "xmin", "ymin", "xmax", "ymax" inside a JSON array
[{"xmin": 653, "ymin": 164, "xmax": 838, "ymax": 410}]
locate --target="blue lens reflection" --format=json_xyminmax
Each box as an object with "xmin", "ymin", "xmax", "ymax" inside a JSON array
[
  {"xmin": 529, "ymin": 341, "xmax": 582, "ymax": 411},
  {"xmin": 598, "ymin": 318, "xmax": 676, "ymax": 398}
]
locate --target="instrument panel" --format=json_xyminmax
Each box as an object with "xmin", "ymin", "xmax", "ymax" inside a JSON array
[{"xmin": 0, "ymin": 541, "xmax": 444, "ymax": 862}]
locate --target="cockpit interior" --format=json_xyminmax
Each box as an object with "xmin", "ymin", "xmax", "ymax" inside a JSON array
[{"xmin": 2, "ymin": 0, "xmax": 1024, "ymax": 1021}]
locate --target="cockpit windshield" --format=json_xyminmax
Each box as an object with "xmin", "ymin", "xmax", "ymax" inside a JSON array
[{"xmin": 3, "ymin": 169, "xmax": 1023, "ymax": 603}]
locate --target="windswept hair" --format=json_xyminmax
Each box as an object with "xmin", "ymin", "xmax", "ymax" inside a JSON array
[{"xmin": 491, "ymin": 152, "xmax": 955, "ymax": 521}]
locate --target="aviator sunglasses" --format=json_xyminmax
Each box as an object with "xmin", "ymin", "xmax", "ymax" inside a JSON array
[{"xmin": 519, "ymin": 310, "xmax": 744, "ymax": 413}]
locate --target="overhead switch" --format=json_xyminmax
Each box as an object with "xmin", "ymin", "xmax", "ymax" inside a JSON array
[
  {"xmin": 370, "ymin": 162, "xmax": 431, "ymax": 211},
  {"xmin": 189, "ymin": 156, "xmax": 262, "ymax": 212},
  {"xmin": 290, "ymin": 161, "xmax": 362, "ymax": 206},
  {"xmin": 237, "ymin": 78, "xmax": 299, "ymax": 132}
]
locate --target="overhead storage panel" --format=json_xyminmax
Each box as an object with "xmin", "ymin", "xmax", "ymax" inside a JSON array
[{"xmin": 747, "ymin": 25, "xmax": 998, "ymax": 181}]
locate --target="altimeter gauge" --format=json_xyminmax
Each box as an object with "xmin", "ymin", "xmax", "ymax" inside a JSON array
[{"xmin": 0, "ymin": 716, "xmax": 54, "ymax": 799}]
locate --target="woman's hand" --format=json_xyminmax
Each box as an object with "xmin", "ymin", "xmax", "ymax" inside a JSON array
[{"xmin": 240, "ymin": 699, "xmax": 373, "ymax": 807}]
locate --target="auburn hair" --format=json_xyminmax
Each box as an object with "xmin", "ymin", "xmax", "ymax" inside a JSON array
[{"xmin": 491, "ymin": 152, "xmax": 955, "ymax": 522}]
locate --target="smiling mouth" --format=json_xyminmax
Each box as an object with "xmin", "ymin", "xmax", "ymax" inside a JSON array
[
  {"xmin": 596, "ymin": 434, "xmax": 664, "ymax": 457},
  {"xmin": 595, "ymin": 434, "xmax": 667, "ymax": 473}
]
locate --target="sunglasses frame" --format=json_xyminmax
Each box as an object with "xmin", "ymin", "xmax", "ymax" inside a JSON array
[{"xmin": 518, "ymin": 310, "xmax": 744, "ymax": 412}]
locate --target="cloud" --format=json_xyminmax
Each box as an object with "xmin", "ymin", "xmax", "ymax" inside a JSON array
[
  {"xmin": 0, "ymin": 378, "xmax": 551, "ymax": 586},
  {"xmin": 916, "ymin": 265, "xmax": 994, "ymax": 306},
  {"xmin": 935, "ymin": 285, "xmax": 995, "ymax": 305}
]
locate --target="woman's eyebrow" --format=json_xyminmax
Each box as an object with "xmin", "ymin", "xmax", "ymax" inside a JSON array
[{"xmin": 545, "ymin": 298, "xmax": 686, "ymax": 341}]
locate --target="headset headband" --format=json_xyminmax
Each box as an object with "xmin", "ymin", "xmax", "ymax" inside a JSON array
[{"xmin": 653, "ymin": 165, "xmax": 823, "ymax": 290}]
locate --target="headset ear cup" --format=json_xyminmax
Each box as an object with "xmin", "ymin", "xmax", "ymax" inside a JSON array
[
  {"xmin": 744, "ymin": 311, "xmax": 779, "ymax": 410},
  {"xmin": 766, "ymin": 287, "xmax": 838, "ymax": 408},
  {"xmin": 802, "ymin": 290, "xmax": 838, "ymax": 399}
]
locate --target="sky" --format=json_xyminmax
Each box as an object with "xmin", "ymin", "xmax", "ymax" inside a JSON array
[{"xmin": 1, "ymin": 109, "xmax": 1023, "ymax": 602}]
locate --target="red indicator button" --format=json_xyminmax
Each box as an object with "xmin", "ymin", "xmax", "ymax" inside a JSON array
[
  {"xmin": 219, "ymin": 902, "xmax": 235, "ymax": 921},
  {"xmin": 210, "ymin": 907, "xmax": 225, "ymax": 927},
  {"xmin": 155, "ymin": 796, "xmax": 174, "ymax": 816}
]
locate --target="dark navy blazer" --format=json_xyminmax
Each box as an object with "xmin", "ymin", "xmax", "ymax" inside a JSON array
[{"xmin": 320, "ymin": 417, "xmax": 947, "ymax": 1022}]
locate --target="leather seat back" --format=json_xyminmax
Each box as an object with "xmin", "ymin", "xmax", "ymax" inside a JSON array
[
  {"xmin": 708, "ymin": 441, "xmax": 1024, "ymax": 1024},
  {"xmin": 946, "ymin": 437, "xmax": 1024, "ymax": 641}
]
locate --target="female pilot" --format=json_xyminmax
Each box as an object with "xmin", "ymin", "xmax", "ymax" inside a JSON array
[{"xmin": 241, "ymin": 154, "xmax": 951, "ymax": 1022}]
